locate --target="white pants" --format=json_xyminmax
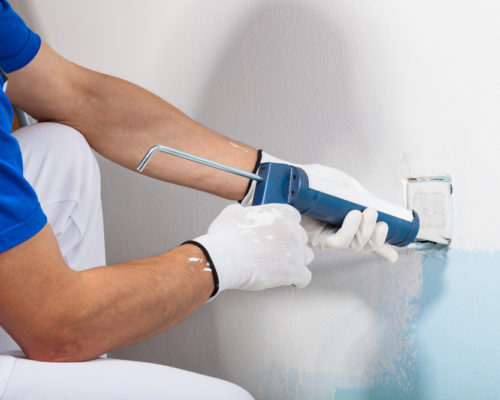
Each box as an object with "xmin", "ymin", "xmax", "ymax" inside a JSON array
[{"xmin": 0, "ymin": 122, "xmax": 252, "ymax": 400}]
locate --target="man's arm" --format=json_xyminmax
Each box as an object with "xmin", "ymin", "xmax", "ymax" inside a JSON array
[
  {"xmin": 0, "ymin": 223, "xmax": 214, "ymax": 362},
  {"xmin": 0, "ymin": 203, "xmax": 312, "ymax": 363},
  {"xmin": 7, "ymin": 41, "xmax": 257, "ymax": 200}
]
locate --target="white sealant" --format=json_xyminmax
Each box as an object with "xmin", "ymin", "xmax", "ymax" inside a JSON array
[
  {"xmin": 236, "ymin": 207, "xmax": 283, "ymax": 230},
  {"xmin": 229, "ymin": 141, "xmax": 249, "ymax": 152}
]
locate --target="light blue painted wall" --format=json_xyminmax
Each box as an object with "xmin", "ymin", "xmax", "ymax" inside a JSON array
[{"xmin": 335, "ymin": 249, "xmax": 500, "ymax": 400}]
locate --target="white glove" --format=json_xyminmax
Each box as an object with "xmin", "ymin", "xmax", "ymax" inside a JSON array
[
  {"xmin": 193, "ymin": 203, "xmax": 314, "ymax": 297},
  {"xmin": 241, "ymin": 152, "xmax": 399, "ymax": 263}
]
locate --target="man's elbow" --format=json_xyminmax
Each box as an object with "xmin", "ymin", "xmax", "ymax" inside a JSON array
[
  {"xmin": 18, "ymin": 303, "xmax": 96, "ymax": 362},
  {"xmin": 22, "ymin": 326, "xmax": 90, "ymax": 362}
]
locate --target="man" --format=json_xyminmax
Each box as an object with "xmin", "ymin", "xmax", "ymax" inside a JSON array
[{"xmin": 0, "ymin": 1, "xmax": 397, "ymax": 398}]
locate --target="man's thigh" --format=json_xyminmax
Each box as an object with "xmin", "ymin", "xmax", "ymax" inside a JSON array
[
  {"xmin": 0, "ymin": 355, "xmax": 253, "ymax": 399},
  {"xmin": 13, "ymin": 122, "xmax": 105, "ymax": 270}
]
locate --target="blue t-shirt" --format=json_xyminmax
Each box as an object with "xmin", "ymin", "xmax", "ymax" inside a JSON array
[{"xmin": 0, "ymin": 0, "xmax": 46, "ymax": 252}]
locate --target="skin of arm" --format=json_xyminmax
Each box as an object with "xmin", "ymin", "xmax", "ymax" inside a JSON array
[
  {"xmin": 7, "ymin": 42, "xmax": 259, "ymax": 200},
  {"xmin": 1, "ymin": 41, "xmax": 250, "ymax": 361},
  {"xmin": 0, "ymin": 224, "xmax": 214, "ymax": 362}
]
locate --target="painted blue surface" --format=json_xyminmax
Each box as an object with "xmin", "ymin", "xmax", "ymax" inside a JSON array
[{"xmin": 336, "ymin": 248, "xmax": 500, "ymax": 400}]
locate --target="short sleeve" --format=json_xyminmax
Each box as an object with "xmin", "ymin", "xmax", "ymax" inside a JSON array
[
  {"xmin": 0, "ymin": 0, "xmax": 41, "ymax": 73},
  {"xmin": 0, "ymin": 131, "xmax": 47, "ymax": 253},
  {"xmin": 0, "ymin": 1, "xmax": 46, "ymax": 252}
]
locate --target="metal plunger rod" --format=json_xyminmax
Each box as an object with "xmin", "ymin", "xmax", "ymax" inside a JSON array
[{"xmin": 136, "ymin": 145, "xmax": 265, "ymax": 182}]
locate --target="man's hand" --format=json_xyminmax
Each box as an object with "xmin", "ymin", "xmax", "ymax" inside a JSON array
[
  {"xmin": 193, "ymin": 204, "xmax": 314, "ymax": 295},
  {"xmin": 301, "ymin": 209, "xmax": 398, "ymax": 263},
  {"xmin": 241, "ymin": 153, "xmax": 399, "ymax": 263}
]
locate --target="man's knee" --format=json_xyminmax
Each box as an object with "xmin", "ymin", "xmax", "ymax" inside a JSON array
[
  {"xmin": 14, "ymin": 122, "xmax": 100, "ymax": 206},
  {"xmin": 215, "ymin": 380, "xmax": 254, "ymax": 399}
]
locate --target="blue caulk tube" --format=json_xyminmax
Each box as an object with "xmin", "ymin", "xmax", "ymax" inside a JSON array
[{"xmin": 252, "ymin": 163, "xmax": 419, "ymax": 247}]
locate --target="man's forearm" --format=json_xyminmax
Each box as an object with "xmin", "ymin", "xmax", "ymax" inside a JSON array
[
  {"xmin": 11, "ymin": 226, "xmax": 215, "ymax": 362},
  {"xmin": 69, "ymin": 70, "xmax": 258, "ymax": 200},
  {"xmin": 8, "ymin": 42, "xmax": 258, "ymax": 200},
  {"xmin": 63, "ymin": 243, "xmax": 214, "ymax": 362}
]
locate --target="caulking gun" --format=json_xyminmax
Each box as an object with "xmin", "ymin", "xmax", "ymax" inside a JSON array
[{"xmin": 137, "ymin": 145, "xmax": 420, "ymax": 247}]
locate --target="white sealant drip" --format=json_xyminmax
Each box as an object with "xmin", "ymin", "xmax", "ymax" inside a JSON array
[{"xmin": 229, "ymin": 141, "xmax": 249, "ymax": 152}]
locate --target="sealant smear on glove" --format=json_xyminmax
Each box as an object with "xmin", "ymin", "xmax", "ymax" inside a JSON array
[
  {"xmin": 236, "ymin": 207, "xmax": 284, "ymax": 230},
  {"xmin": 235, "ymin": 208, "xmax": 285, "ymax": 245},
  {"xmin": 237, "ymin": 207, "xmax": 296, "ymax": 258},
  {"xmin": 194, "ymin": 203, "xmax": 313, "ymax": 292}
]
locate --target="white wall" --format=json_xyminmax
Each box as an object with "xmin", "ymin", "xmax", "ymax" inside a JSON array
[{"xmin": 12, "ymin": 0, "xmax": 500, "ymax": 398}]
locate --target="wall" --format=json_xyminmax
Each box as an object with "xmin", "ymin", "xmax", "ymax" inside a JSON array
[{"xmin": 12, "ymin": 0, "xmax": 500, "ymax": 398}]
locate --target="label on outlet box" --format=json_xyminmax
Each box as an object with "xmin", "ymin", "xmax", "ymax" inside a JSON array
[
  {"xmin": 413, "ymin": 193, "xmax": 446, "ymax": 229},
  {"xmin": 405, "ymin": 177, "xmax": 452, "ymax": 245}
]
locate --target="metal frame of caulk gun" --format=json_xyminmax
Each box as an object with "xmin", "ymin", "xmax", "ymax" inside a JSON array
[
  {"xmin": 137, "ymin": 145, "xmax": 419, "ymax": 247},
  {"xmin": 137, "ymin": 145, "xmax": 264, "ymax": 181}
]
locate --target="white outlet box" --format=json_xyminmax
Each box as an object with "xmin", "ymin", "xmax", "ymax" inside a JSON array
[{"xmin": 405, "ymin": 176, "xmax": 452, "ymax": 245}]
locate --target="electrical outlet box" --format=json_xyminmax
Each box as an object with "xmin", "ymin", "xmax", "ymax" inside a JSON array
[{"xmin": 405, "ymin": 176, "xmax": 452, "ymax": 245}]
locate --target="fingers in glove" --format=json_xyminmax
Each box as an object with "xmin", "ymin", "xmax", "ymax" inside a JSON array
[
  {"xmin": 372, "ymin": 244, "xmax": 399, "ymax": 263},
  {"xmin": 363, "ymin": 221, "xmax": 389, "ymax": 252},
  {"xmin": 300, "ymin": 214, "xmax": 329, "ymax": 247},
  {"xmin": 211, "ymin": 204, "xmax": 244, "ymax": 227},
  {"xmin": 324, "ymin": 209, "xmax": 362, "ymax": 250},
  {"xmin": 303, "ymin": 246, "xmax": 314, "ymax": 265},
  {"xmin": 296, "ymin": 225, "xmax": 309, "ymax": 245},
  {"xmin": 277, "ymin": 204, "xmax": 302, "ymax": 224},
  {"xmin": 218, "ymin": 203, "xmax": 243, "ymax": 217},
  {"xmin": 291, "ymin": 265, "xmax": 312, "ymax": 289},
  {"xmin": 208, "ymin": 203, "xmax": 243, "ymax": 232},
  {"xmin": 351, "ymin": 208, "xmax": 378, "ymax": 252}
]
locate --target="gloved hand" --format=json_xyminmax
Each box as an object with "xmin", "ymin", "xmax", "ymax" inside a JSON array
[
  {"xmin": 191, "ymin": 203, "xmax": 314, "ymax": 297},
  {"xmin": 241, "ymin": 152, "xmax": 399, "ymax": 263}
]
